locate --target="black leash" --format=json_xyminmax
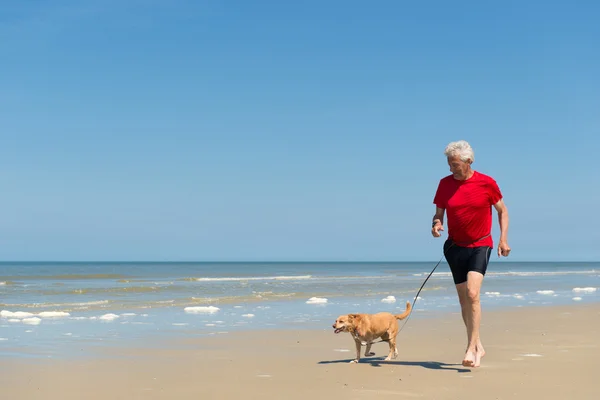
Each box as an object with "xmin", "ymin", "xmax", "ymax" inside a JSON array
[
  {"xmin": 357, "ymin": 254, "xmax": 446, "ymax": 346},
  {"xmin": 361, "ymin": 234, "xmax": 491, "ymax": 346}
]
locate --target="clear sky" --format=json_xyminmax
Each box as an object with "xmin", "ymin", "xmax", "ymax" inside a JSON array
[{"xmin": 1, "ymin": 1, "xmax": 599, "ymax": 262}]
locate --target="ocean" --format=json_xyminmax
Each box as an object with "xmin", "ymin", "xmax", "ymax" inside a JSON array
[{"xmin": 1, "ymin": 261, "xmax": 599, "ymax": 358}]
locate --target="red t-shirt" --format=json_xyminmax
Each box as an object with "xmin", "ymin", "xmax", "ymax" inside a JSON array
[{"xmin": 433, "ymin": 171, "xmax": 502, "ymax": 248}]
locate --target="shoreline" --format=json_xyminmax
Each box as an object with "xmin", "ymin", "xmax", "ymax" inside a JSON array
[
  {"xmin": 2, "ymin": 297, "xmax": 599, "ymax": 361},
  {"xmin": 1, "ymin": 302, "xmax": 599, "ymax": 399}
]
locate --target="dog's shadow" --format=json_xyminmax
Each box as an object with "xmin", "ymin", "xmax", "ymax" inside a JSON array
[{"xmin": 318, "ymin": 357, "xmax": 471, "ymax": 373}]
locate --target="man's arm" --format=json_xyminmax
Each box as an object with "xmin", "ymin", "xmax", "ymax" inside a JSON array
[
  {"xmin": 431, "ymin": 207, "xmax": 445, "ymax": 237},
  {"xmin": 433, "ymin": 207, "xmax": 445, "ymax": 226},
  {"xmin": 493, "ymin": 199, "xmax": 511, "ymax": 256},
  {"xmin": 492, "ymin": 199, "xmax": 509, "ymax": 243}
]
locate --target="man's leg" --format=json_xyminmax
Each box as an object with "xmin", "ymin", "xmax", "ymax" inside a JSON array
[
  {"xmin": 462, "ymin": 271, "xmax": 485, "ymax": 367},
  {"xmin": 455, "ymin": 281, "xmax": 482, "ymax": 352},
  {"xmin": 455, "ymin": 281, "xmax": 470, "ymax": 342}
]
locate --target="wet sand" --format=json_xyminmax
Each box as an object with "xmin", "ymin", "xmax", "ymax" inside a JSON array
[{"xmin": 1, "ymin": 303, "xmax": 598, "ymax": 399}]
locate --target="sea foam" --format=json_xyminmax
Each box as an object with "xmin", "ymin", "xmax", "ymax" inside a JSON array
[
  {"xmin": 192, "ymin": 275, "xmax": 311, "ymax": 282},
  {"xmin": 38, "ymin": 311, "xmax": 70, "ymax": 318},
  {"xmin": 381, "ymin": 296, "xmax": 396, "ymax": 304},
  {"xmin": 536, "ymin": 290, "xmax": 555, "ymax": 295},
  {"xmin": 306, "ymin": 297, "xmax": 327, "ymax": 304},
  {"xmin": 184, "ymin": 306, "xmax": 220, "ymax": 314},
  {"xmin": 99, "ymin": 313, "xmax": 119, "ymax": 321},
  {"xmin": 1, "ymin": 310, "xmax": 70, "ymax": 319},
  {"xmin": 572, "ymin": 287, "xmax": 597, "ymax": 293},
  {"xmin": 1, "ymin": 311, "xmax": 34, "ymax": 319}
]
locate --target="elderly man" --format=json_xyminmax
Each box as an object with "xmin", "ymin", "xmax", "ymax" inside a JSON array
[{"xmin": 431, "ymin": 140, "xmax": 511, "ymax": 368}]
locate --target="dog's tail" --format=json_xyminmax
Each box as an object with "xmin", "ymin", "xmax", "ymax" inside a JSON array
[{"xmin": 394, "ymin": 301, "xmax": 412, "ymax": 320}]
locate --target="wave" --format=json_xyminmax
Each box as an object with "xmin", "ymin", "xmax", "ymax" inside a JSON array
[
  {"xmin": 183, "ymin": 275, "xmax": 313, "ymax": 282},
  {"xmin": 0, "ymin": 274, "xmax": 129, "ymax": 280}
]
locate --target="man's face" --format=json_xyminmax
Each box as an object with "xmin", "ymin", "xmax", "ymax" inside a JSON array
[{"xmin": 447, "ymin": 155, "xmax": 471, "ymax": 180}]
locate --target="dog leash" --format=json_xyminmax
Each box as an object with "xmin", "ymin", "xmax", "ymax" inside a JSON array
[
  {"xmin": 357, "ymin": 253, "xmax": 446, "ymax": 346},
  {"xmin": 360, "ymin": 233, "xmax": 492, "ymax": 346},
  {"xmin": 396, "ymin": 233, "xmax": 491, "ymax": 335}
]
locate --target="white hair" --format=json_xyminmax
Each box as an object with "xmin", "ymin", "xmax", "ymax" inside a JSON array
[{"xmin": 444, "ymin": 140, "xmax": 475, "ymax": 163}]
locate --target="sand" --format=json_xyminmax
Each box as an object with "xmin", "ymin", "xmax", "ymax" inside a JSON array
[{"xmin": 1, "ymin": 303, "xmax": 598, "ymax": 399}]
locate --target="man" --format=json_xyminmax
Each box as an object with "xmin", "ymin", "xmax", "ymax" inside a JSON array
[{"xmin": 431, "ymin": 140, "xmax": 511, "ymax": 368}]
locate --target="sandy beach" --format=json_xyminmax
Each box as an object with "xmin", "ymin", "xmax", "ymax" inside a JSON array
[{"xmin": 1, "ymin": 303, "xmax": 598, "ymax": 400}]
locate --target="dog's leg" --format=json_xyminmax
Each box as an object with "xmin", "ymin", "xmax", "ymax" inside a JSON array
[
  {"xmin": 387, "ymin": 336, "xmax": 399, "ymax": 360},
  {"xmin": 350, "ymin": 339, "xmax": 361, "ymax": 363},
  {"xmin": 384, "ymin": 336, "xmax": 398, "ymax": 361},
  {"xmin": 365, "ymin": 341, "xmax": 375, "ymax": 357}
]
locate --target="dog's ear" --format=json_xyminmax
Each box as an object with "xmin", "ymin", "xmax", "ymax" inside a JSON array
[{"xmin": 348, "ymin": 314, "xmax": 361, "ymax": 321}]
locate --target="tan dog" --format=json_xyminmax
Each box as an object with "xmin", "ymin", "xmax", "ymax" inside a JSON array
[{"xmin": 332, "ymin": 301, "xmax": 412, "ymax": 363}]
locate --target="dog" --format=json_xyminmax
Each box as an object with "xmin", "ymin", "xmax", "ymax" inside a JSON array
[{"xmin": 332, "ymin": 301, "xmax": 412, "ymax": 363}]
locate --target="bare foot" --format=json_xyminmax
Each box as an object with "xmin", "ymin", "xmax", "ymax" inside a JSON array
[
  {"xmin": 472, "ymin": 343, "xmax": 485, "ymax": 367},
  {"xmin": 473, "ymin": 350, "xmax": 483, "ymax": 367},
  {"xmin": 477, "ymin": 341, "xmax": 486, "ymax": 358},
  {"xmin": 462, "ymin": 350, "xmax": 476, "ymax": 367}
]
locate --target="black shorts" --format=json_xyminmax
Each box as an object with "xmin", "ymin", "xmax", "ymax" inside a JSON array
[{"xmin": 443, "ymin": 239, "xmax": 492, "ymax": 285}]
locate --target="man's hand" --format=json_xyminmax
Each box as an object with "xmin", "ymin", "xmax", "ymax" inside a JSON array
[
  {"xmin": 431, "ymin": 222, "xmax": 444, "ymax": 238},
  {"xmin": 498, "ymin": 240, "xmax": 511, "ymax": 257}
]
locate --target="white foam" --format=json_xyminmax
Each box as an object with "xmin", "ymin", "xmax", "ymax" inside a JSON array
[
  {"xmin": 521, "ymin": 353, "xmax": 543, "ymax": 357},
  {"xmin": 485, "ymin": 292, "xmax": 501, "ymax": 296},
  {"xmin": 0, "ymin": 282, "xmax": 6, "ymax": 285},
  {"xmin": 572, "ymin": 287, "xmax": 597, "ymax": 293},
  {"xmin": 8, "ymin": 319, "xmax": 20, "ymax": 323},
  {"xmin": 572, "ymin": 297, "xmax": 583, "ymax": 301},
  {"xmin": 333, "ymin": 349, "xmax": 350, "ymax": 352},
  {"xmin": 536, "ymin": 290, "xmax": 554, "ymax": 295},
  {"xmin": 233, "ymin": 306, "xmax": 243, "ymax": 309},
  {"xmin": 121, "ymin": 313, "xmax": 136, "ymax": 316},
  {"xmin": 306, "ymin": 297, "xmax": 328, "ymax": 304},
  {"xmin": 38, "ymin": 311, "xmax": 70, "ymax": 318},
  {"xmin": 2, "ymin": 310, "xmax": 70, "ymax": 319},
  {"xmin": 194, "ymin": 275, "xmax": 311, "ymax": 282},
  {"xmin": 242, "ymin": 314, "xmax": 255, "ymax": 318},
  {"xmin": 513, "ymin": 294, "xmax": 524, "ymax": 299},
  {"xmin": 1, "ymin": 310, "xmax": 35, "ymax": 319},
  {"xmin": 22, "ymin": 317, "xmax": 41, "ymax": 325},
  {"xmin": 257, "ymin": 374, "xmax": 272, "ymax": 378},
  {"xmin": 381, "ymin": 295, "xmax": 396, "ymax": 304},
  {"xmin": 184, "ymin": 306, "xmax": 220, "ymax": 314},
  {"xmin": 0, "ymin": 338, "xmax": 7, "ymax": 341},
  {"xmin": 172, "ymin": 323, "xmax": 188, "ymax": 326},
  {"xmin": 99, "ymin": 313, "xmax": 119, "ymax": 321},
  {"xmin": 64, "ymin": 333, "xmax": 73, "ymax": 336},
  {"xmin": 205, "ymin": 323, "xmax": 216, "ymax": 327}
]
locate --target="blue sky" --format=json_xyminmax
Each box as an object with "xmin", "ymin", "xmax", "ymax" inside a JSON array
[{"xmin": 1, "ymin": 1, "xmax": 598, "ymax": 262}]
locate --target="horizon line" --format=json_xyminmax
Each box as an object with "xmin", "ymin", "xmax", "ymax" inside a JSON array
[{"xmin": 0, "ymin": 259, "xmax": 598, "ymax": 263}]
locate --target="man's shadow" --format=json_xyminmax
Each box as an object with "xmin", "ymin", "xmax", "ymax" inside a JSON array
[{"xmin": 318, "ymin": 357, "xmax": 471, "ymax": 373}]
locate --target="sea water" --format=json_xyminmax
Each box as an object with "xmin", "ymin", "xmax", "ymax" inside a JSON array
[{"xmin": 1, "ymin": 261, "xmax": 598, "ymax": 358}]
